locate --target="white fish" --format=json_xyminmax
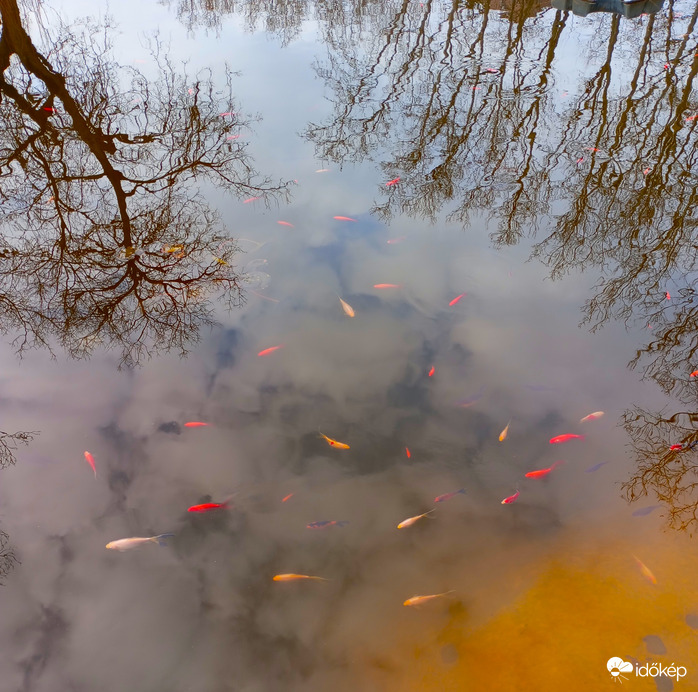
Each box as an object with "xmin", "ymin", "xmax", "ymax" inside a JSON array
[
  {"xmin": 338, "ymin": 296, "xmax": 355, "ymax": 317},
  {"xmin": 106, "ymin": 534, "xmax": 174, "ymax": 551},
  {"xmin": 397, "ymin": 509, "xmax": 435, "ymax": 529},
  {"xmin": 580, "ymin": 411, "xmax": 605, "ymax": 423},
  {"xmin": 403, "ymin": 590, "xmax": 455, "ymax": 606}
]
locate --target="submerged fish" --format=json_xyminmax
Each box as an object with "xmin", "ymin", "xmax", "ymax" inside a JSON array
[
  {"xmin": 580, "ymin": 411, "xmax": 605, "ymax": 423},
  {"xmin": 258, "ymin": 345, "xmax": 283, "ymax": 357},
  {"xmin": 188, "ymin": 500, "xmax": 231, "ymax": 512},
  {"xmin": 428, "ymin": 365, "xmax": 435, "ymax": 377},
  {"xmin": 549, "ymin": 434, "xmax": 585, "ymax": 444},
  {"xmin": 319, "ymin": 432, "xmax": 350, "ymax": 449},
  {"xmin": 397, "ymin": 509, "xmax": 435, "ymax": 529},
  {"xmin": 184, "ymin": 421, "xmax": 209, "ymax": 428},
  {"xmin": 333, "ymin": 216, "xmax": 357, "ymax": 222},
  {"xmin": 338, "ymin": 296, "xmax": 355, "ymax": 317},
  {"xmin": 633, "ymin": 555, "xmax": 657, "ymax": 585},
  {"xmin": 386, "ymin": 236, "xmax": 406, "ymax": 244},
  {"xmin": 282, "ymin": 493, "xmax": 294, "ymax": 503},
  {"xmin": 434, "ymin": 488, "xmax": 466, "ymax": 503},
  {"xmin": 499, "ymin": 420, "xmax": 511, "ymax": 442},
  {"xmin": 525, "ymin": 461, "xmax": 563, "ymax": 479},
  {"xmin": 386, "ymin": 177, "xmax": 401, "ymax": 186},
  {"xmin": 277, "ymin": 221, "xmax": 294, "ymax": 227},
  {"xmin": 403, "ymin": 590, "xmax": 455, "ymax": 606},
  {"xmin": 84, "ymin": 451, "xmax": 97, "ymax": 478},
  {"xmin": 585, "ymin": 461, "xmax": 609, "ymax": 473},
  {"xmin": 501, "ymin": 490, "xmax": 520, "ymax": 505},
  {"xmin": 374, "ymin": 283, "xmax": 401, "ymax": 289},
  {"xmin": 449, "ymin": 293, "xmax": 466, "ymax": 306},
  {"xmin": 456, "ymin": 386, "xmax": 485, "ymax": 408},
  {"xmin": 632, "ymin": 505, "xmax": 660, "ymax": 517},
  {"xmin": 306, "ymin": 520, "xmax": 349, "ymax": 529},
  {"xmin": 405, "ymin": 447, "xmax": 411, "ymax": 459},
  {"xmin": 106, "ymin": 534, "xmax": 174, "ymax": 551},
  {"xmin": 273, "ymin": 573, "xmax": 328, "ymax": 582}
]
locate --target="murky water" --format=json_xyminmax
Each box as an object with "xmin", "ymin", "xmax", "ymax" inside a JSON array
[{"xmin": 1, "ymin": 0, "xmax": 698, "ymax": 690}]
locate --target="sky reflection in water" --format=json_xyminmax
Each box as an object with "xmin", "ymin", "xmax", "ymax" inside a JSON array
[{"xmin": 1, "ymin": 0, "xmax": 698, "ymax": 690}]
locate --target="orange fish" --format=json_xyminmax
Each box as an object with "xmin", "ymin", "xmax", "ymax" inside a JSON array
[
  {"xmin": 258, "ymin": 345, "xmax": 283, "ymax": 357},
  {"xmin": 243, "ymin": 196, "xmax": 260, "ymax": 203},
  {"xmin": 338, "ymin": 296, "xmax": 355, "ymax": 317},
  {"xmin": 333, "ymin": 216, "xmax": 357, "ymax": 221},
  {"xmin": 449, "ymin": 293, "xmax": 466, "ymax": 306},
  {"xmin": 397, "ymin": 509, "xmax": 435, "ymax": 529},
  {"xmin": 281, "ymin": 493, "xmax": 294, "ymax": 503},
  {"xmin": 428, "ymin": 366, "xmax": 435, "ymax": 377},
  {"xmin": 525, "ymin": 461, "xmax": 563, "ymax": 479},
  {"xmin": 226, "ymin": 134, "xmax": 240, "ymax": 140},
  {"xmin": 84, "ymin": 451, "xmax": 97, "ymax": 478},
  {"xmin": 386, "ymin": 177, "xmax": 401, "ymax": 186},
  {"xmin": 580, "ymin": 411, "xmax": 604, "ymax": 423},
  {"xmin": 403, "ymin": 590, "xmax": 455, "ymax": 607},
  {"xmin": 686, "ymin": 115, "xmax": 698, "ymax": 121},
  {"xmin": 690, "ymin": 370, "xmax": 698, "ymax": 377},
  {"xmin": 374, "ymin": 283, "xmax": 401, "ymax": 289},
  {"xmin": 277, "ymin": 221, "xmax": 294, "ymax": 227},
  {"xmin": 319, "ymin": 432, "xmax": 350, "ymax": 449},
  {"xmin": 501, "ymin": 489, "xmax": 520, "ymax": 504},
  {"xmin": 184, "ymin": 421, "xmax": 209, "ymax": 427},
  {"xmin": 498, "ymin": 420, "xmax": 511, "ymax": 442},
  {"xmin": 633, "ymin": 556, "xmax": 657, "ymax": 585},
  {"xmin": 405, "ymin": 447, "xmax": 411, "ymax": 459},
  {"xmin": 273, "ymin": 574, "xmax": 328, "ymax": 582},
  {"xmin": 315, "ymin": 168, "xmax": 330, "ymax": 173},
  {"xmin": 549, "ymin": 434, "xmax": 584, "ymax": 444}
]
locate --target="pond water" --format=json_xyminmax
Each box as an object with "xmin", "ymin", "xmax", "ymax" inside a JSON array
[{"xmin": 1, "ymin": 0, "xmax": 698, "ymax": 690}]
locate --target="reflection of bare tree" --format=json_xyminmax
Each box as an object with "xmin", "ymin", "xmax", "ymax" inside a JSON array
[
  {"xmin": 0, "ymin": 530, "xmax": 18, "ymax": 584},
  {"xmin": 0, "ymin": 1, "xmax": 290, "ymax": 366},
  {"xmin": 622, "ymin": 407, "xmax": 698, "ymax": 532}
]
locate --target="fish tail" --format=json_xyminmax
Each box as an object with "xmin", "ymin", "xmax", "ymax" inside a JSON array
[
  {"xmin": 153, "ymin": 533, "xmax": 175, "ymax": 547},
  {"xmin": 425, "ymin": 509, "xmax": 437, "ymax": 518}
]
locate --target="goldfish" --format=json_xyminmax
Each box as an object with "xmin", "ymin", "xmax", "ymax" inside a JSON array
[
  {"xmin": 258, "ymin": 345, "xmax": 283, "ymax": 357},
  {"xmin": 188, "ymin": 500, "xmax": 231, "ymax": 512},
  {"xmin": 690, "ymin": 371, "xmax": 698, "ymax": 377},
  {"xmin": 386, "ymin": 177, "xmax": 401, "ymax": 186},
  {"xmin": 434, "ymin": 488, "xmax": 466, "ymax": 503},
  {"xmin": 405, "ymin": 447, "xmax": 411, "ymax": 459},
  {"xmin": 580, "ymin": 411, "xmax": 604, "ymax": 423},
  {"xmin": 84, "ymin": 451, "xmax": 97, "ymax": 478},
  {"xmin": 397, "ymin": 509, "xmax": 435, "ymax": 529},
  {"xmin": 315, "ymin": 168, "xmax": 330, "ymax": 173},
  {"xmin": 214, "ymin": 257, "xmax": 228, "ymax": 265},
  {"xmin": 386, "ymin": 236, "xmax": 406, "ymax": 244},
  {"xmin": 585, "ymin": 147, "xmax": 600, "ymax": 152},
  {"xmin": 243, "ymin": 196, "xmax": 260, "ymax": 203},
  {"xmin": 449, "ymin": 293, "xmax": 466, "ymax": 306},
  {"xmin": 338, "ymin": 296, "xmax": 355, "ymax": 317},
  {"xmin": 106, "ymin": 534, "xmax": 174, "ymax": 551},
  {"xmin": 319, "ymin": 432, "xmax": 350, "ymax": 449},
  {"xmin": 499, "ymin": 420, "xmax": 511, "ymax": 442},
  {"xmin": 501, "ymin": 490, "xmax": 520, "ymax": 504},
  {"xmin": 633, "ymin": 556, "xmax": 657, "ymax": 585},
  {"xmin": 333, "ymin": 216, "xmax": 357, "ymax": 221},
  {"xmin": 428, "ymin": 366, "xmax": 435, "ymax": 377},
  {"xmin": 219, "ymin": 111, "xmax": 235, "ymax": 116},
  {"xmin": 686, "ymin": 115, "xmax": 698, "ymax": 121},
  {"xmin": 43, "ymin": 107, "xmax": 56, "ymax": 112},
  {"xmin": 525, "ymin": 461, "xmax": 563, "ymax": 479},
  {"xmin": 226, "ymin": 134, "xmax": 240, "ymax": 140},
  {"xmin": 163, "ymin": 245, "xmax": 183, "ymax": 253},
  {"xmin": 282, "ymin": 493, "xmax": 294, "ymax": 503},
  {"xmin": 585, "ymin": 461, "xmax": 609, "ymax": 473},
  {"xmin": 403, "ymin": 590, "xmax": 455, "ymax": 607},
  {"xmin": 273, "ymin": 573, "xmax": 328, "ymax": 582},
  {"xmin": 549, "ymin": 434, "xmax": 584, "ymax": 444},
  {"xmin": 374, "ymin": 284, "xmax": 401, "ymax": 289},
  {"xmin": 184, "ymin": 421, "xmax": 209, "ymax": 427},
  {"xmin": 485, "ymin": 68, "xmax": 500, "ymax": 74},
  {"xmin": 576, "ymin": 157, "xmax": 584, "ymax": 164},
  {"xmin": 277, "ymin": 221, "xmax": 294, "ymax": 227},
  {"xmin": 306, "ymin": 520, "xmax": 349, "ymax": 529},
  {"xmin": 643, "ymin": 167, "xmax": 651, "ymax": 175},
  {"xmin": 670, "ymin": 444, "xmax": 683, "ymax": 450},
  {"xmin": 666, "ymin": 292, "xmax": 671, "ymax": 300}
]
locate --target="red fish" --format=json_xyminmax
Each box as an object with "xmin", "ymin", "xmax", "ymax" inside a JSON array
[
  {"xmin": 670, "ymin": 444, "xmax": 683, "ymax": 450},
  {"xmin": 282, "ymin": 493, "xmax": 294, "ymax": 503},
  {"xmin": 485, "ymin": 68, "xmax": 499, "ymax": 73},
  {"xmin": 449, "ymin": 293, "xmax": 466, "ymax": 306},
  {"xmin": 434, "ymin": 488, "xmax": 466, "ymax": 503},
  {"xmin": 219, "ymin": 111, "xmax": 236, "ymax": 117},
  {"xmin": 501, "ymin": 490, "xmax": 520, "ymax": 505},
  {"xmin": 525, "ymin": 461, "xmax": 563, "ymax": 479},
  {"xmin": 188, "ymin": 500, "xmax": 230, "ymax": 512},
  {"xmin": 428, "ymin": 366, "xmax": 435, "ymax": 377},
  {"xmin": 334, "ymin": 216, "xmax": 357, "ymax": 222},
  {"xmin": 277, "ymin": 221, "xmax": 294, "ymax": 227},
  {"xmin": 43, "ymin": 107, "xmax": 56, "ymax": 113},
  {"xmin": 184, "ymin": 421, "xmax": 209, "ymax": 427},
  {"xmin": 386, "ymin": 177, "xmax": 401, "ymax": 186},
  {"xmin": 691, "ymin": 370, "xmax": 698, "ymax": 377},
  {"xmin": 386, "ymin": 236, "xmax": 406, "ymax": 244},
  {"xmin": 258, "ymin": 345, "xmax": 283, "ymax": 356},
  {"xmin": 405, "ymin": 447, "xmax": 411, "ymax": 459},
  {"xmin": 576, "ymin": 157, "xmax": 584, "ymax": 165},
  {"xmin": 84, "ymin": 451, "xmax": 97, "ymax": 478},
  {"xmin": 666, "ymin": 292, "xmax": 671, "ymax": 300},
  {"xmin": 643, "ymin": 167, "xmax": 651, "ymax": 175},
  {"xmin": 374, "ymin": 284, "xmax": 401, "ymax": 289},
  {"xmin": 549, "ymin": 434, "xmax": 584, "ymax": 444},
  {"xmin": 585, "ymin": 147, "xmax": 600, "ymax": 152},
  {"xmin": 226, "ymin": 134, "xmax": 240, "ymax": 140},
  {"xmin": 243, "ymin": 196, "xmax": 260, "ymax": 203},
  {"xmin": 686, "ymin": 115, "xmax": 698, "ymax": 121}
]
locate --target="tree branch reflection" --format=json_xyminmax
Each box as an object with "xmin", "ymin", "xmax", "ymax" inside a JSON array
[{"xmin": 0, "ymin": 1, "xmax": 290, "ymax": 366}]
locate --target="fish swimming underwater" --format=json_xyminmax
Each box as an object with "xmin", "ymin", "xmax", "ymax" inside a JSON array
[{"xmin": 106, "ymin": 534, "xmax": 174, "ymax": 551}]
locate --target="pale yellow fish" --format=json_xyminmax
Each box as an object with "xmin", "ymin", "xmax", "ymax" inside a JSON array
[
  {"xmin": 633, "ymin": 555, "xmax": 657, "ymax": 585},
  {"xmin": 106, "ymin": 534, "xmax": 174, "ymax": 551},
  {"xmin": 499, "ymin": 419, "xmax": 511, "ymax": 442},
  {"xmin": 580, "ymin": 411, "xmax": 605, "ymax": 423},
  {"xmin": 273, "ymin": 573, "xmax": 328, "ymax": 582},
  {"xmin": 397, "ymin": 509, "xmax": 435, "ymax": 529},
  {"xmin": 403, "ymin": 590, "xmax": 455, "ymax": 606},
  {"xmin": 338, "ymin": 296, "xmax": 355, "ymax": 317},
  {"xmin": 319, "ymin": 432, "xmax": 350, "ymax": 449}
]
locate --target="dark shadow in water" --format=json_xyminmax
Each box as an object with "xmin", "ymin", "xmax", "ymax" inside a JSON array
[{"xmin": 0, "ymin": 0, "xmax": 291, "ymax": 367}]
